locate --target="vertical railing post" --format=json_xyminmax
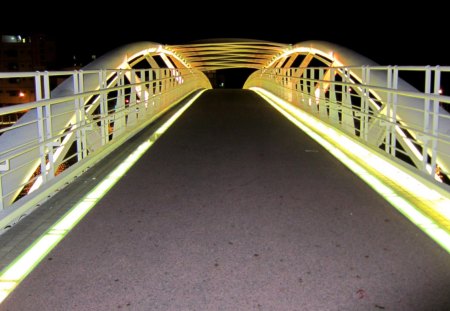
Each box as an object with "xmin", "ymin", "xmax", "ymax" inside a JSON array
[
  {"xmin": 423, "ymin": 66, "xmax": 431, "ymax": 172},
  {"xmin": 298, "ymin": 68, "xmax": 303, "ymax": 104},
  {"xmin": 160, "ymin": 69, "xmax": 164, "ymax": 107},
  {"xmin": 390, "ymin": 66, "xmax": 398, "ymax": 157},
  {"xmin": 329, "ymin": 68, "xmax": 338, "ymax": 125},
  {"xmin": 162, "ymin": 69, "xmax": 167, "ymax": 107},
  {"xmin": 79, "ymin": 71, "xmax": 88, "ymax": 159},
  {"xmin": 309, "ymin": 68, "xmax": 316, "ymax": 113},
  {"xmin": 292, "ymin": 69, "xmax": 298, "ymax": 104},
  {"xmin": 149, "ymin": 69, "xmax": 155, "ymax": 116},
  {"xmin": 126, "ymin": 70, "xmax": 136, "ymax": 126},
  {"xmin": 160, "ymin": 69, "xmax": 164, "ymax": 106},
  {"xmin": 289, "ymin": 68, "xmax": 293, "ymax": 92},
  {"xmin": 367, "ymin": 67, "xmax": 372, "ymax": 137},
  {"xmin": 361, "ymin": 66, "xmax": 370, "ymax": 142},
  {"xmin": 167, "ymin": 68, "xmax": 171, "ymax": 101},
  {"xmin": 279, "ymin": 68, "xmax": 283, "ymax": 98},
  {"xmin": 35, "ymin": 72, "xmax": 48, "ymax": 184},
  {"xmin": 385, "ymin": 66, "xmax": 392, "ymax": 154},
  {"xmin": 139, "ymin": 69, "xmax": 146, "ymax": 118},
  {"xmin": 73, "ymin": 70, "xmax": 83, "ymax": 162},
  {"xmin": 176, "ymin": 69, "xmax": 182, "ymax": 101},
  {"xmin": 319, "ymin": 68, "xmax": 327, "ymax": 119},
  {"xmin": 341, "ymin": 68, "xmax": 354, "ymax": 134},
  {"xmin": 99, "ymin": 70, "xmax": 109, "ymax": 146},
  {"xmin": 154, "ymin": 69, "xmax": 160, "ymax": 110},
  {"xmin": 43, "ymin": 71, "xmax": 56, "ymax": 179},
  {"xmin": 431, "ymin": 66, "xmax": 441, "ymax": 176},
  {"xmin": 170, "ymin": 69, "xmax": 175, "ymax": 102},
  {"xmin": 285, "ymin": 68, "xmax": 290, "ymax": 101},
  {"xmin": 114, "ymin": 70, "xmax": 126, "ymax": 138}
]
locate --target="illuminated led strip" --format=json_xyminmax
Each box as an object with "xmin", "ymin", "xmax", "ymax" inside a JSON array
[
  {"xmin": 251, "ymin": 87, "xmax": 450, "ymax": 254},
  {"xmin": 0, "ymin": 90, "xmax": 206, "ymax": 304}
]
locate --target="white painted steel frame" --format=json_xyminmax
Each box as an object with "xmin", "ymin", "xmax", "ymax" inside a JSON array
[
  {"xmin": 244, "ymin": 41, "xmax": 450, "ymax": 188},
  {"xmin": 0, "ymin": 42, "xmax": 211, "ymax": 231}
]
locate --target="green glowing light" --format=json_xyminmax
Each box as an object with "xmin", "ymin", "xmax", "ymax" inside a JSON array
[
  {"xmin": 251, "ymin": 87, "xmax": 450, "ymax": 254},
  {"xmin": 0, "ymin": 90, "xmax": 206, "ymax": 304}
]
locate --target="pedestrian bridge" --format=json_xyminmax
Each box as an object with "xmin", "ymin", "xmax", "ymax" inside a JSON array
[{"xmin": 0, "ymin": 39, "xmax": 449, "ymax": 310}]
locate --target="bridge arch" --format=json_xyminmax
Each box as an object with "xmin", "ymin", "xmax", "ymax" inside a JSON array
[
  {"xmin": 245, "ymin": 41, "xmax": 450, "ymax": 182},
  {"xmin": 1, "ymin": 39, "xmax": 449, "ymax": 231},
  {"xmin": 0, "ymin": 42, "xmax": 210, "ymax": 223}
]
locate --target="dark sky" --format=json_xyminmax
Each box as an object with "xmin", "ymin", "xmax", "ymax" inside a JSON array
[{"xmin": 1, "ymin": 5, "xmax": 448, "ymax": 66}]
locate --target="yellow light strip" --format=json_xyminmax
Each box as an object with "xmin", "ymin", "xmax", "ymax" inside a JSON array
[
  {"xmin": 251, "ymin": 87, "xmax": 450, "ymax": 254},
  {"xmin": 0, "ymin": 90, "xmax": 206, "ymax": 304}
]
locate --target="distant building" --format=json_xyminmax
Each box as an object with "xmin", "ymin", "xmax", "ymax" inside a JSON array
[{"xmin": 0, "ymin": 34, "xmax": 56, "ymax": 107}]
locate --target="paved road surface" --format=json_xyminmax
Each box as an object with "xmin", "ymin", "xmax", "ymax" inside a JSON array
[{"xmin": 2, "ymin": 89, "xmax": 450, "ymax": 310}]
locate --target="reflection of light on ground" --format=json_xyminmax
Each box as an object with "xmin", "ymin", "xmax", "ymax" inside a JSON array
[{"xmin": 251, "ymin": 87, "xmax": 450, "ymax": 255}]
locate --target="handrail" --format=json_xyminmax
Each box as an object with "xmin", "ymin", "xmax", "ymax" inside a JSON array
[
  {"xmin": 0, "ymin": 67, "xmax": 211, "ymax": 231},
  {"xmin": 245, "ymin": 65, "xmax": 450, "ymax": 187}
]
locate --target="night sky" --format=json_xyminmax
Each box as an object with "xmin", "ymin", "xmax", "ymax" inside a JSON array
[{"xmin": 1, "ymin": 5, "xmax": 448, "ymax": 67}]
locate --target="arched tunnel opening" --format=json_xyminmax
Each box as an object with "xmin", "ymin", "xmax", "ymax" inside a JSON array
[{"xmin": 205, "ymin": 68, "xmax": 257, "ymax": 89}]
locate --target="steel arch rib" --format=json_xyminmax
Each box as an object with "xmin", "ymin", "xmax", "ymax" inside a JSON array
[
  {"xmin": 246, "ymin": 40, "xmax": 450, "ymax": 179},
  {"xmin": 0, "ymin": 42, "xmax": 208, "ymax": 210}
]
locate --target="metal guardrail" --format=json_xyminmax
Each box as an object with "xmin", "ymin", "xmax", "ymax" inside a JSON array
[
  {"xmin": 245, "ymin": 66, "xmax": 450, "ymax": 186},
  {"xmin": 0, "ymin": 68, "xmax": 210, "ymax": 229},
  {"xmin": 3, "ymin": 46, "xmax": 450, "ymax": 236}
]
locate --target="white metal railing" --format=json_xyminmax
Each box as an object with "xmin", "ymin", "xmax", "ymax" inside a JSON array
[
  {"xmin": 0, "ymin": 68, "xmax": 210, "ymax": 228},
  {"xmin": 245, "ymin": 66, "xmax": 450, "ymax": 186}
]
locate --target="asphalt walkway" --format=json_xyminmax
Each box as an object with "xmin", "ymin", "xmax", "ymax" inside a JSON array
[{"xmin": 2, "ymin": 89, "xmax": 449, "ymax": 310}]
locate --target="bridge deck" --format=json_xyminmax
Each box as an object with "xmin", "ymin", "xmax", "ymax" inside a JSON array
[{"xmin": 1, "ymin": 89, "xmax": 449, "ymax": 310}]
